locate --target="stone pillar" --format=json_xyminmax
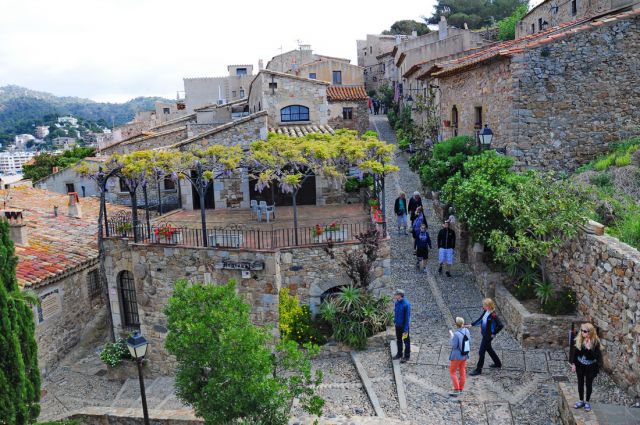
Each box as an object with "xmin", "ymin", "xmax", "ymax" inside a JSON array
[
  {"xmin": 439, "ymin": 16, "xmax": 448, "ymax": 41},
  {"xmin": 2, "ymin": 210, "xmax": 28, "ymax": 246}
]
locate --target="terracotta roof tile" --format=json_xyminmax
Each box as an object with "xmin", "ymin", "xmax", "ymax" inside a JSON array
[
  {"xmin": 326, "ymin": 85, "xmax": 368, "ymax": 101},
  {"xmin": 2, "ymin": 187, "xmax": 126, "ymax": 289},
  {"xmin": 268, "ymin": 125, "xmax": 335, "ymax": 137}
]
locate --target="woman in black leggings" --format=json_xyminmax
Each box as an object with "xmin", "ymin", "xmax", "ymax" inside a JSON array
[{"xmin": 571, "ymin": 322, "xmax": 602, "ymax": 413}]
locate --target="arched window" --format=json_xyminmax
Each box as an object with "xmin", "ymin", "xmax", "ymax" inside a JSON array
[
  {"xmin": 118, "ymin": 270, "xmax": 139, "ymax": 329},
  {"xmin": 451, "ymin": 106, "xmax": 459, "ymax": 137},
  {"xmin": 280, "ymin": 105, "xmax": 309, "ymax": 122}
]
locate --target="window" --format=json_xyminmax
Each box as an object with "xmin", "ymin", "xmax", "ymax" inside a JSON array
[
  {"xmin": 474, "ymin": 106, "xmax": 483, "ymax": 129},
  {"xmin": 236, "ymin": 67, "xmax": 247, "ymax": 76},
  {"xmin": 65, "ymin": 183, "xmax": 75, "ymax": 193},
  {"xmin": 332, "ymin": 71, "xmax": 342, "ymax": 85},
  {"xmin": 268, "ymin": 82, "xmax": 278, "ymax": 90},
  {"xmin": 538, "ymin": 18, "xmax": 543, "ymax": 31},
  {"xmin": 87, "ymin": 269, "xmax": 101, "ymax": 300},
  {"xmin": 280, "ymin": 105, "xmax": 310, "ymax": 122},
  {"xmin": 531, "ymin": 23, "xmax": 535, "ymax": 33},
  {"xmin": 571, "ymin": 0, "xmax": 577, "ymax": 15},
  {"xmin": 232, "ymin": 90, "xmax": 237, "ymax": 97},
  {"xmin": 163, "ymin": 176, "xmax": 176, "ymax": 191},
  {"xmin": 239, "ymin": 88, "xmax": 245, "ymax": 97},
  {"xmin": 119, "ymin": 178, "xmax": 129, "ymax": 192},
  {"xmin": 342, "ymin": 107, "xmax": 353, "ymax": 120},
  {"xmin": 118, "ymin": 270, "xmax": 140, "ymax": 329},
  {"xmin": 451, "ymin": 106, "xmax": 459, "ymax": 137},
  {"xmin": 370, "ymin": 46, "xmax": 372, "ymax": 54},
  {"xmin": 163, "ymin": 107, "xmax": 170, "ymax": 114},
  {"xmin": 258, "ymin": 101, "xmax": 261, "ymax": 111},
  {"xmin": 308, "ymin": 73, "xmax": 317, "ymax": 79}
]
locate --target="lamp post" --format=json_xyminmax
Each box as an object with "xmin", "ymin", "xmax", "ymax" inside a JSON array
[
  {"xmin": 127, "ymin": 331, "xmax": 150, "ymax": 425},
  {"xmin": 479, "ymin": 124, "xmax": 494, "ymax": 150}
]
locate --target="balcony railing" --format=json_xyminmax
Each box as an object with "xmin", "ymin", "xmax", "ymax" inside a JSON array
[{"xmin": 105, "ymin": 220, "xmax": 386, "ymax": 250}]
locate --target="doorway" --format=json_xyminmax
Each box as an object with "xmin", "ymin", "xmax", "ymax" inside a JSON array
[{"xmin": 191, "ymin": 171, "xmax": 215, "ymax": 209}]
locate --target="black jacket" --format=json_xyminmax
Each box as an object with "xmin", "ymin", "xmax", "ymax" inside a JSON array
[
  {"xmin": 472, "ymin": 310, "xmax": 504, "ymax": 338},
  {"xmin": 408, "ymin": 197, "xmax": 422, "ymax": 216},
  {"xmin": 571, "ymin": 342, "xmax": 602, "ymax": 370},
  {"xmin": 394, "ymin": 197, "xmax": 407, "ymax": 215},
  {"xmin": 437, "ymin": 228, "xmax": 456, "ymax": 249}
]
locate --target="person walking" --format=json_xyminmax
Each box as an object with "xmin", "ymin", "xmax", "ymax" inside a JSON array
[
  {"xmin": 408, "ymin": 191, "xmax": 423, "ymax": 223},
  {"xmin": 449, "ymin": 317, "xmax": 471, "ymax": 397},
  {"xmin": 414, "ymin": 222, "xmax": 432, "ymax": 273},
  {"xmin": 571, "ymin": 323, "xmax": 602, "ymax": 413},
  {"xmin": 394, "ymin": 192, "xmax": 408, "ymax": 235},
  {"xmin": 373, "ymin": 99, "xmax": 380, "ymax": 115},
  {"xmin": 469, "ymin": 298, "xmax": 503, "ymax": 376},
  {"xmin": 368, "ymin": 97, "xmax": 373, "ymax": 114},
  {"xmin": 437, "ymin": 220, "xmax": 456, "ymax": 277},
  {"xmin": 393, "ymin": 289, "xmax": 411, "ymax": 364}
]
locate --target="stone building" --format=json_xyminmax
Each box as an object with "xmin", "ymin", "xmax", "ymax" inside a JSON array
[
  {"xmin": 327, "ymin": 86, "xmax": 369, "ymax": 134},
  {"xmin": 428, "ymin": 6, "xmax": 640, "ymax": 170},
  {"xmin": 183, "ymin": 64, "xmax": 255, "ymax": 112},
  {"xmin": 2, "ymin": 188, "xmax": 124, "ymax": 375},
  {"xmin": 516, "ymin": 0, "xmax": 638, "ymax": 38},
  {"xmin": 357, "ymin": 34, "xmax": 403, "ymax": 93},
  {"xmin": 294, "ymin": 57, "xmax": 364, "ymax": 86}
]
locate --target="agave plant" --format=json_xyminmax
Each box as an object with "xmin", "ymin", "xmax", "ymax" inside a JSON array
[{"xmin": 534, "ymin": 280, "xmax": 555, "ymax": 306}]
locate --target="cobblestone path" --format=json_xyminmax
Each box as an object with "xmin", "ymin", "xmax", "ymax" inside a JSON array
[{"xmin": 299, "ymin": 115, "xmax": 633, "ymax": 425}]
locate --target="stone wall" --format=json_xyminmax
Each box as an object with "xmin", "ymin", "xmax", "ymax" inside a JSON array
[
  {"xmin": 67, "ymin": 407, "xmax": 202, "ymax": 424},
  {"xmin": 508, "ymin": 15, "xmax": 640, "ymax": 170},
  {"xmin": 438, "ymin": 58, "xmax": 515, "ymax": 144},
  {"xmin": 297, "ymin": 59, "xmax": 364, "ymax": 85},
  {"xmin": 174, "ymin": 112, "xmax": 268, "ymax": 151},
  {"xmin": 328, "ymin": 100, "xmax": 369, "ymax": 134},
  {"xmin": 101, "ymin": 126, "xmax": 189, "ymax": 156},
  {"xmin": 547, "ymin": 232, "xmax": 640, "ymax": 397},
  {"xmin": 104, "ymin": 235, "xmax": 391, "ymax": 375},
  {"xmin": 34, "ymin": 262, "xmax": 105, "ymax": 374}
]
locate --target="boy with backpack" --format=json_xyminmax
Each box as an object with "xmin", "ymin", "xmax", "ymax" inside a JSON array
[{"xmin": 449, "ymin": 316, "xmax": 471, "ymax": 397}]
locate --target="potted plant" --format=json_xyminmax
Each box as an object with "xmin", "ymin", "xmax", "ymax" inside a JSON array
[
  {"xmin": 443, "ymin": 120, "xmax": 451, "ymax": 128},
  {"xmin": 324, "ymin": 221, "xmax": 345, "ymax": 242},
  {"xmin": 152, "ymin": 224, "xmax": 181, "ymax": 244},
  {"xmin": 115, "ymin": 222, "xmax": 132, "ymax": 237},
  {"xmin": 312, "ymin": 224, "xmax": 324, "ymax": 242}
]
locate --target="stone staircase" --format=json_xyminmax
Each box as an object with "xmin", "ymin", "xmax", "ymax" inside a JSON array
[{"xmin": 110, "ymin": 376, "xmax": 188, "ymax": 411}]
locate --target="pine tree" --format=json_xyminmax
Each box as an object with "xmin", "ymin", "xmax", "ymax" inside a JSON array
[{"xmin": 0, "ymin": 219, "xmax": 41, "ymax": 424}]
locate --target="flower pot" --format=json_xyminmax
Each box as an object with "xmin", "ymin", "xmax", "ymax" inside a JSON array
[{"xmin": 152, "ymin": 232, "xmax": 182, "ymax": 244}]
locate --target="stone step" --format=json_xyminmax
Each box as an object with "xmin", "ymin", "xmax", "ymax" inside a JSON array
[{"xmin": 358, "ymin": 345, "xmax": 402, "ymax": 418}]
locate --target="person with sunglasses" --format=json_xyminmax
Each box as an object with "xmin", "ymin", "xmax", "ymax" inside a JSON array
[{"xmin": 571, "ymin": 323, "xmax": 602, "ymax": 413}]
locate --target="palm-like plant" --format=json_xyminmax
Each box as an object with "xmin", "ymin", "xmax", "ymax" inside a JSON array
[{"xmin": 534, "ymin": 280, "xmax": 555, "ymax": 306}]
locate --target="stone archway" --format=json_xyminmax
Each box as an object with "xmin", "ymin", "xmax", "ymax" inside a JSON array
[{"xmin": 308, "ymin": 277, "xmax": 350, "ymax": 316}]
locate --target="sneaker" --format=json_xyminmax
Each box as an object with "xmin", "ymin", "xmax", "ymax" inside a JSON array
[
  {"xmin": 469, "ymin": 369, "xmax": 482, "ymax": 376},
  {"xmin": 423, "ymin": 267, "xmax": 428, "ymax": 273},
  {"xmin": 392, "ymin": 354, "xmax": 402, "ymax": 360},
  {"xmin": 438, "ymin": 264, "xmax": 443, "ymax": 274},
  {"xmin": 574, "ymin": 401, "xmax": 585, "ymax": 409},
  {"xmin": 446, "ymin": 271, "xmax": 452, "ymax": 277},
  {"xmin": 400, "ymin": 357, "xmax": 409, "ymax": 364},
  {"xmin": 489, "ymin": 363, "xmax": 502, "ymax": 369},
  {"xmin": 448, "ymin": 391, "xmax": 459, "ymax": 397},
  {"xmin": 584, "ymin": 402, "xmax": 591, "ymax": 412}
]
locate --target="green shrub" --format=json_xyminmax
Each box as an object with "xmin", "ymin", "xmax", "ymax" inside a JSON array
[
  {"xmin": 594, "ymin": 156, "xmax": 614, "ymax": 171},
  {"xmin": 615, "ymin": 152, "xmax": 631, "ymax": 167},
  {"xmin": 418, "ymin": 136, "xmax": 477, "ymax": 190},
  {"xmin": 534, "ymin": 280, "xmax": 555, "ymax": 306},
  {"xmin": 344, "ymin": 177, "xmax": 360, "ymax": 193},
  {"xmin": 589, "ymin": 172, "xmax": 613, "ymax": 188},
  {"xmin": 398, "ymin": 138, "xmax": 410, "ymax": 150},
  {"xmin": 362, "ymin": 130, "xmax": 378, "ymax": 138},
  {"xmin": 320, "ymin": 286, "xmax": 391, "ymax": 350},
  {"xmin": 512, "ymin": 280, "xmax": 537, "ymax": 300},
  {"xmin": 100, "ymin": 338, "xmax": 132, "ymax": 367},
  {"xmin": 618, "ymin": 214, "xmax": 640, "ymax": 248},
  {"xmin": 497, "ymin": 4, "xmax": 529, "ymax": 40},
  {"xmin": 279, "ymin": 288, "xmax": 326, "ymax": 346},
  {"xmin": 387, "ymin": 109, "xmax": 398, "ymax": 128},
  {"xmin": 361, "ymin": 175, "xmax": 374, "ymax": 188}
]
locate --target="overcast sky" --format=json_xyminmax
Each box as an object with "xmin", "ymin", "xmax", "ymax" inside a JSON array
[{"xmin": 0, "ymin": 0, "xmax": 541, "ymax": 103}]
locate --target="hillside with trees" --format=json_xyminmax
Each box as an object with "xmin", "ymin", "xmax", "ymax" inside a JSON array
[
  {"xmin": 425, "ymin": 0, "xmax": 529, "ymax": 29},
  {"xmin": 0, "ymin": 85, "xmax": 171, "ymax": 143}
]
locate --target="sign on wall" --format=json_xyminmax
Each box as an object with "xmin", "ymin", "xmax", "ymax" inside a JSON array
[{"xmin": 214, "ymin": 260, "xmax": 265, "ymax": 271}]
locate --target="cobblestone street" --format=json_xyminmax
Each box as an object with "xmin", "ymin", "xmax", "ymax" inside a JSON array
[{"xmin": 297, "ymin": 115, "xmax": 634, "ymax": 425}]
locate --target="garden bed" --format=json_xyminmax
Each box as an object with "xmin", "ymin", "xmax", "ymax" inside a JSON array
[{"xmin": 495, "ymin": 283, "xmax": 578, "ymax": 349}]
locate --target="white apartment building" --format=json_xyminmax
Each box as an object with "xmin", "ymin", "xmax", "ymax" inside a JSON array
[
  {"xmin": 35, "ymin": 126, "xmax": 50, "ymax": 139},
  {"xmin": 0, "ymin": 151, "xmax": 36, "ymax": 174},
  {"xmin": 57, "ymin": 116, "xmax": 79, "ymax": 126}
]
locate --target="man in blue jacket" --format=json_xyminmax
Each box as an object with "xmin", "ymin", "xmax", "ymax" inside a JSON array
[{"xmin": 393, "ymin": 289, "xmax": 411, "ymax": 363}]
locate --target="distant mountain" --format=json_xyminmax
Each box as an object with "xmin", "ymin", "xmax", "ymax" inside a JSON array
[{"xmin": 0, "ymin": 85, "xmax": 172, "ymax": 140}]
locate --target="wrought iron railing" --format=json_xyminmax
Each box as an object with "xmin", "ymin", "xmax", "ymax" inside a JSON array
[{"xmin": 105, "ymin": 220, "xmax": 386, "ymax": 250}]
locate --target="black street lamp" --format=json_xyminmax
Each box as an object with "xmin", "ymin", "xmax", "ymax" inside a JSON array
[
  {"xmin": 479, "ymin": 124, "xmax": 494, "ymax": 150},
  {"xmin": 127, "ymin": 331, "xmax": 150, "ymax": 425}
]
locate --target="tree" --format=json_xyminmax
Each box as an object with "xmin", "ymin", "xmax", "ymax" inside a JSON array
[
  {"xmin": 165, "ymin": 280, "xmax": 323, "ymax": 425},
  {"xmin": 488, "ymin": 172, "xmax": 591, "ymax": 284},
  {"xmin": 416, "ymin": 135, "xmax": 477, "ymax": 190},
  {"xmin": 0, "ymin": 219, "xmax": 41, "ymax": 424},
  {"xmin": 23, "ymin": 147, "xmax": 95, "ymax": 182},
  {"xmin": 497, "ymin": 3, "xmax": 529, "ymax": 40},
  {"xmin": 382, "ymin": 20, "xmax": 430, "ymax": 36},
  {"xmin": 426, "ymin": 0, "xmax": 529, "ymax": 29}
]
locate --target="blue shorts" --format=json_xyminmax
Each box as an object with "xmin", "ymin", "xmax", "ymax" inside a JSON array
[{"xmin": 438, "ymin": 248, "xmax": 454, "ymax": 265}]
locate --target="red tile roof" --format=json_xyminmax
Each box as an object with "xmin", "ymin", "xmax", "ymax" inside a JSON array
[
  {"xmin": 431, "ymin": 8, "xmax": 640, "ymax": 78},
  {"xmin": 2, "ymin": 188, "xmax": 126, "ymax": 289},
  {"xmin": 326, "ymin": 85, "xmax": 368, "ymax": 101}
]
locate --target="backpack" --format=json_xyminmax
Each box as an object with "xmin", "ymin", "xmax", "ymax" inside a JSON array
[{"xmin": 458, "ymin": 330, "xmax": 470, "ymax": 356}]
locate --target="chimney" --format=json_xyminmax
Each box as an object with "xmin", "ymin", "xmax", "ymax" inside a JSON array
[
  {"xmin": 52, "ymin": 166, "xmax": 59, "ymax": 174},
  {"xmin": 67, "ymin": 192, "xmax": 82, "ymax": 219},
  {"xmin": 439, "ymin": 15, "xmax": 448, "ymax": 40},
  {"xmin": 258, "ymin": 59, "xmax": 264, "ymax": 71},
  {"xmin": 3, "ymin": 210, "xmax": 28, "ymax": 246},
  {"xmin": 411, "ymin": 30, "xmax": 418, "ymax": 38}
]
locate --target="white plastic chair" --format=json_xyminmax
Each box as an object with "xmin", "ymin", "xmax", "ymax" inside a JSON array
[
  {"xmin": 259, "ymin": 201, "xmax": 275, "ymax": 223},
  {"xmin": 250, "ymin": 200, "xmax": 258, "ymax": 219}
]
